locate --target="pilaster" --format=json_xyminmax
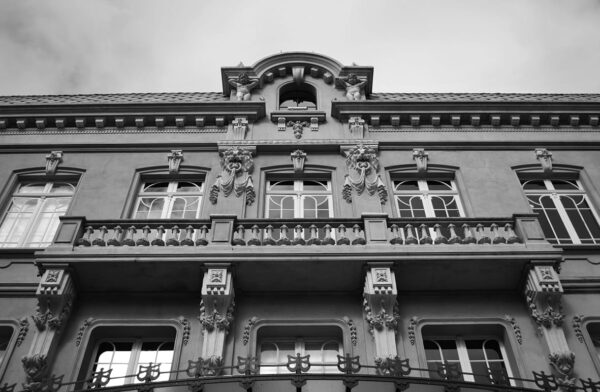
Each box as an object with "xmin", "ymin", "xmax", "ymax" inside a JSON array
[{"xmin": 524, "ymin": 265, "xmax": 576, "ymax": 391}]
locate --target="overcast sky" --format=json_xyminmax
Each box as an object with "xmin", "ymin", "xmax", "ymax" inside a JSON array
[{"xmin": 0, "ymin": 0, "xmax": 599, "ymax": 96}]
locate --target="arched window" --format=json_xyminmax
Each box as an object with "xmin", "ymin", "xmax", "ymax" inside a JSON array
[
  {"xmin": 279, "ymin": 82, "xmax": 317, "ymax": 110},
  {"xmin": 265, "ymin": 179, "xmax": 332, "ymax": 219},
  {"xmin": 133, "ymin": 181, "xmax": 204, "ymax": 219},
  {"xmin": 392, "ymin": 178, "xmax": 465, "ymax": 218}
]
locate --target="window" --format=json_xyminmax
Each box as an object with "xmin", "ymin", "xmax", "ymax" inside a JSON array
[
  {"xmin": 424, "ymin": 338, "xmax": 513, "ymax": 384},
  {"xmin": 0, "ymin": 326, "xmax": 14, "ymax": 367},
  {"xmin": 89, "ymin": 339, "xmax": 174, "ymax": 387},
  {"xmin": 266, "ymin": 180, "xmax": 332, "ymax": 219},
  {"xmin": 0, "ymin": 182, "xmax": 75, "ymax": 247},
  {"xmin": 133, "ymin": 181, "xmax": 203, "ymax": 219},
  {"xmin": 279, "ymin": 83, "xmax": 317, "ymax": 110},
  {"xmin": 393, "ymin": 179, "xmax": 464, "ymax": 218},
  {"xmin": 521, "ymin": 178, "xmax": 600, "ymax": 244},
  {"xmin": 257, "ymin": 326, "xmax": 342, "ymax": 374}
]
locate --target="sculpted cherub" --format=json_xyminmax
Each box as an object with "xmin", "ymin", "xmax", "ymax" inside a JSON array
[
  {"xmin": 228, "ymin": 72, "xmax": 259, "ymax": 101},
  {"xmin": 339, "ymin": 73, "xmax": 367, "ymax": 100}
]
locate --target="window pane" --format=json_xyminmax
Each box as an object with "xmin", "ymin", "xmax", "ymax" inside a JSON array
[
  {"xmin": 424, "ymin": 340, "xmax": 442, "ymax": 361},
  {"xmin": 427, "ymin": 180, "xmax": 453, "ymax": 191},
  {"xmin": 551, "ymin": 180, "xmax": 579, "ymax": 191},
  {"xmin": 0, "ymin": 198, "xmax": 39, "ymax": 246},
  {"xmin": 17, "ymin": 183, "xmax": 46, "ymax": 194},
  {"xmin": 521, "ymin": 180, "xmax": 547, "ymax": 190},
  {"xmin": 49, "ymin": 183, "xmax": 75, "ymax": 194},
  {"xmin": 394, "ymin": 181, "xmax": 419, "ymax": 191},
  {"xmin": 302, "ymin": 181, "xmax": 328, "ymax": 192},
  {"xmin": 177, "ymin": 182, "xmax": 202, "ymax": 193},
  {"xmin": 269, "ymin": 181, "xmax": 295, "ymax": 191},
  {"xmin": 170, "ymin": 196, "xmax": 201, "ymax": 219},
  {"xmin": 27, "ymin": 197, "xmax": 71, "ymax": 246},
  {"xmin": 268, "ymin": 196, "xmax": 295, "ymax": 219},
  {"xmin": 303, "ymin": 196, "xmax": 331, "ymax": 219},
  {"xmin": 143, "ymin": 182, "xmax": 169, "ymax": 193},
  {"xmin": 471, "ymin": 361, "xmax": 491, "ymax": 384},
  {"xmin": 483, "ymin": 340, "xmax": 503, "ymax": 360},
  {"xmin": 135, "ymin": 198, "xmax": 165, "ymax": 219},
  {"xmin": 465, "ymin": 339, "xmax": 486, "ymax": 361}
]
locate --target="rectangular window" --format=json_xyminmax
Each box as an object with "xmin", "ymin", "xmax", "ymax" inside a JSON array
[
  {"xmin": 0, "ymin": 326, "xmax": 14, "ymax": 367},
  {"xmin": 266, "ymin": 180, "xmax": 332, "ymax": 219},
  {"xmin": 424, "ymin": 337, "xmax": 513, "ymax": 384},
  {"xmin": 393, "ymin": 179, "xmax": 464, "ymax": 218},
  {"xmin": 0, "ymin": 182, "xmax": 75, "ymax": 247},
  {"xmin": 521, "ymin": 179, "xmax": 600, "ymax": 244},
  {"xmin": 133, "ymin": 181, "xmax": 203, "ymax": 219}
]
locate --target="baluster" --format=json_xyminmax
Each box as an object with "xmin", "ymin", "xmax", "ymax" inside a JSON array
[
  {"xmin": 122, "ymin": 226, "xmax": 136, "ymax": 246},
  {"xmin": 136, "ymin": 225, "xmax": 151, "ymax": 246},
  {"xmin": 461, "ymin": 223, "xmax": 476, "ymax": 244},
  {"xmin": 107, "ymin": 225, "xmax": 122, "ymax": 246},
  {"xmin": 322, "ymin": 224, "xmax": 335, "ymax": 245},
  {"xmin": 307, "ymin": 224, "xmax": 322, "ymax": 245},
  {"xmin": 404, "ymin": 224, "xmax": 418, "ymax": 245},
  {"xmin": 232, "ymin": 225, "xmax": 246, "ymax": 246},
  {"xmin": 277, "ymin": 224, "xmax": 291, "ymax": 246},
  {"xmin": 166, "ymin": 225, "xmax": 180, "ymax": 246},
  {"xmin": 92, "ymin": 226, "xmax": 108, "ymax": 246},
  {"xmin": 292, "ymin": 224, "xmax": 306, "ymax": 245},
  {"xmin": 76, "ymin": 226, "xmax": 94, "ymax": 246},
  {"xmin": 181, "ymin": 225, "xmax": 195, "ymax": 246},
  {"xmin": 248, "ymin": 225, "xmax": 262, "ymax": 246},
  {"xmin": 504, "ymin": 223, "xmax": 520, "ymax": 244},
  {"xmin": 263, "ymin": 225, "xmax": 277, "ymax": 245},
  {"xmin": 447, "ymin": 223, "xmax": 460, "ymax": 244},
  {"xmin": 336, "ymin": 224, "xmax": 350, "ymax": 245},
  {"xmin": 490, "ymin": 223, "xmax": 506, "ymax": 244},
  {"xmin": 389, "ymin": 224, "xmax": 403, "ymax": 245},
  {"xmin": 476, "ymin": 223, "xmax": 491, "ymax": 244},
  {"xmin": 196, "ymin": 225, "xmax": 209, "ymax": 246},
  {"xmin": 419, "ymin": 223, "xmax": 433, "ymax": 244},
  {"xmin": 352, "ymin": 224, "xmax": 366, "ymax": 245},
  {"xmin": 433, "ymin": 223, "xmax": 448, "ymax": 244},
  {"xmin": 151, "ymin": 225, "xmax": 166, "ymax": 246}
]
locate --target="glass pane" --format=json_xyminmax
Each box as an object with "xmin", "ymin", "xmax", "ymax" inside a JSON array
[
  {"xmin": 471, "ymin": 361, "xmax": 491, "ymax": 384},
  {"xmin": 267, "ymin": 196, "xmax": 295, "ymax": 219},
  {"xmin": 394, "ymin": 180, "xmax": 419, "ymax": 191},
  {"xmin": 17, "ymin": 183, "xmax": 46, "ymax": 194},
  {"xmin": 465, "ymin": 339, "xmax": 485, "ymax": 361},
  {"xmin": 135, "ymin": 198, "xmax": 165, "ymax": 219},
  {"xmin": 437, "ymin": 340, "xmax": 459, "ymax": 361},
  {"xmin": 424, "ymin": 340, "xmax": 442, "ymax": 361},
  {"xmin": 0, "ymin": 198, "xmax": 38, "ymax": 246},
  {"xmin": 427, "ymin": 180, "xmax": 453, "ymax": 191},
  {"xmin": 304, "ymin": 342, "xmax": 323, "ymax": 364},
  {"xmin": 260, "ymin": 343, "xmax": 278, "ymax": 374},
  {"xmin": 269, "ymin": 181, "xmax": 295, "ymax": 191},
  {"xmin": 177, "ymin": 182, "xmax": 202, "ymax": 193},
  {"xmin": 50, "ymin": 183, "xmax": 75, "ymax": 194},
  {"xmin": 551, "ymin": 180, "xmax": 579, "ymax": 191},
  {"xmin": 302, "ymin": 181, "xmax": 328, "ymax": 192},
  {"xmin": 143, "ymin": 182, "xmax": 169, "ymax": 193},
  {"xmin": 521, "ymin": 180, "xmax": 547, "ymax": 190},
  {"xmin": 562, "ymin": 195, "xmax": 599, "ymax": 241},
  {"xmin": 170, "ymin": 196, "xmax": 201, "ymax": 219},
  {"xmin": 27, "ymin": 197, "xmax": 71, "ymax": 246},
  {"xmin": 410, "ymin": 197, "xmax": 427, "ymax": 218},
  {"xmin": 303, "ymin": 196, "xmax": 331, "ymax": 219},
  {"xmin": 483, "ymin": 340, "xmax": 503, "ymax": 360}
]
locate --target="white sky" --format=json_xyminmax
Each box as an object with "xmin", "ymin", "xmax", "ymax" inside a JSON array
[{"xmin": 0, "ymin": 0, "xmax": 599, "ymax": 95}]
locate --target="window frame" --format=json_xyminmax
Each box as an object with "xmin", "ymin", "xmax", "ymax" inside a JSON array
[
  {"xmin": 265, "ymin": 179, "xmax": 333, "ymax": 219},
  {"xmin": 0, "ymin": 180, "xmax": 77, "ymax": 248},
  {"xmin": 581, "ymin": 318, "xmax": 600, "ymax": 377},
  {"xmin": 392, "ymin": 178, "xmax": 465, "ymax": 218},
  {"xmin": 132, "ymin": 180, "xmax": 204, "ymax": 220},
  {"xmin": 0, "ymin": 322, "xmax": 17, "ymax": 381},
  {"xmin": 277, "ymin": 81, "xmax": 319, "ymax": 111},
  {"xmin": 521, "ymin": 177, "xmax": 600, "ymax": 245},
  {"xmin": 258, "ymin": 336, "xmax": 343, "ymax": 374}
]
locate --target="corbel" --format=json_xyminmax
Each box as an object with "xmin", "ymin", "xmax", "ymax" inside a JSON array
[
  {"xmin": 45, "ymin": 151, "xmax": 63, "ymax": 176},
  {"xmin": 215, "ymin": 117, "xmax": 225, "ymax": 127},
  {"xmin": 114, "ymin": 117, "xmax": 125, "ymax": 128},
  {"xmin": 412, "ymin": 148, "xmax": 428, "ymax": 173},
  {"xmin": 470, "ymin": 115, "xmax": 481, "ymax": 127},
  {"xmin": 450, "ymin": 115, "xmax": 461, "ymax": 126},
  {"xmin": 491, "ymin": 115, "xmax": 501, "ymax": 127},
  {"xmin": 530, "ymin": 115, "xmax": 541, "ymax": 127},
  {"xmin": 195, "ymin": 116, "xmax": 205, "ymax": 127},
  {"xmin": 310, "ymin": 117, "xmax": 318, "ymax": 132},
  {"xmin": 35, "ymin": 119, "xmax": 46, "ymax": 130},
  {"xmin": 75, "ymin": 118, "xmax": 85, "ymax": 129},
  {"xmin": 135, "ymin": 117, "xmax": 145, "ymax": 128},
  {"xmin": 94, "ymin": 118, "xmax": 105, "ymax": 128},
  {"xmin": 167, "ymin": 150, "xmax": 183, "ymax": 175},
  {"xmin": 390, "ymin": 116, "xmax": 400, "ymax": 127},
  {"xmin": 290, "ymin": 150, "xmax": 307, "ymax": 173},
  {"xmin": 550, "ymin": 115, "xmax": 560, "ymax": 127},
  {"xmin": 431, "ymin": 115, "xmax": 441, "ymax": 127},
  {"xmin": 323, "ymin": 72, "xmax": 333, "ymax": 84},
  {"xmin": 569, "ymin": 115, "xmax": 580, "ymax": 127},
  {"xmin": 277, "ymin": 67, "xmax": 286, "ymax": 77},
  {"xmin": 231, "ymin": 117, "xmax": 248, "ymax": 140},
  {"xmin": 410, "ymin": 115, "xmax": 420, "ymax": 126},
  {"xmin": 0, "ymin": 119, "xmax": 6, "ymax": 129},
  {"xmin": 535, "ymin": 148, "xmax": 553, "ymax": 174},
  {"xmin": 590, "ymin": 115, "xmax": 599, "ymax": 127},
  {"xmin": 264, "ymin": 72, "xmax": 274, "ymax": 83},
  {"xmin": 54, "ymin": 118, "xmax": 65, "ymax": 129},
  {"xmin": 155, "ymin": 117, "xmax": 165, "ymax": 128},
  {"xmin": 349, "ymin": 116, "xmax": 366, "ymax": 138},
  {"xmin": 292, "ymin": 66, "xmax": 305, "ymax": 85},
  {"xmin": 511, "ymin": 115, "xmax": 521, "ymax": 127},
  {"xmin": 310, "ymin": 67, "xmax": 319, "ymax": 77},
  {"xmin": 370, "ymin": 115, "xmax": 380, "ymax": 127},
  {"xmin": 17, "ymin": 119, "xmax": 27, "ymax": 129},
  {"xmin": 277, "ymin": 117, "xmax": 286, "ymax": 131}
]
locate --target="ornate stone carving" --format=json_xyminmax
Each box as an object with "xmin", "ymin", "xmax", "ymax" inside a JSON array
[
  {"xmin": 199, "ymin": 300, "xmax": 235, "ymax": 332},
  {"xmin": 549, "ymin": 352, "xmax": 577, "ymax": 391},
  {"xmin": 407, "ymin": 316, "xmax": 418, "ymax": 345},
  {"xmin": 45, "ymin": 151, "xmax": 62, "ymax": 175},
  {"xmin": 232, "ymin": 117, "xmax": 248, "ymax": 140},
  {"xmin": 348, "ymin": 117, "xmax": 365, "ymax": 138},
  {"xmin": 242, "ymin": 317, "xmax": 257, "ymax": 345},
  {"xmin": 342, "ymin": 144, "xmax": 388, "ymax": 205},
  {"xmin": 286, "ymin": 121, "xmax": 308, "ymax": 139},
  {"xmin": 413, "ymin": 149, "xmax": 429, "ymax": 173},
  {"xmin": 310, "ymin": 117, "xmax": 318, "ymax": 132},
  {"xmin": 16, "ymin": 317, "xmax": 30, "ymax": 347},
  {"xmin": 343, "ymin": 316, "xmax": 358, "ymax": 346},
  {"xmin": 363, "ymin": 298, "xmax": 401, "ymax": 334},
  {"xmin": 210, "ymin": 147, "xmax": 255, "ymax": 205},
  {"xmin": 536, "ymin": 148, "xmax": 553, "ymax": 174},
  {"xmin": 338, "ymin": 73, "xmax": 367, "ymax": 100},
  {"xmin": 178, "ymin": 316, "xmax": 191, "ymax": 346},
  {"xmin": 167, "ymin": 150, "xmax": 183, "ymax": 174},
  {"xmin": 290, "ymin": 150, "xmax": 307, "ymax": 173},
  {"xmin": 292, "ymin": 66, "xmax": 304, "ymax": 85},
  {"xmin": 504, "ymin": 315, "xmax": 523, "ymax": 345},
  {"xmin": 21, "ymin": 354, "xmax": 63, "ymax": 392},
  {"xmin": 228, "ymin": 73, "xmax": 259, "ymax": 101},
  {"xmin": 32, "ymin": 268, "xmax": 75, "ymax": 331},
  {"xmin": 75, "ymin": 317, "xmax": 93, "ymax": 347},
  {"xmin": 572, "ymin": 315, "xmax": 584, "ymax": 343}
]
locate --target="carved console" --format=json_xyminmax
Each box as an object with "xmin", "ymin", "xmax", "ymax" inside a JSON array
[
  {"xmin": 199, "ymin": 265, "xmax": 235, "ymax": 373},
  {"xmin": 524, "ymin": 265, "xmax": 576, "ymax": 390},
  {"xmin": 209, "ymin": 146, "xmax": 256, "ymax": 206},
  {"xmin": 342, "ymin": 144, "xmax": 388, "ymax": 205},
  {"xmin": 23, "ymin": 265, "xmax": 75, "ymax": 392},
  {"xmin": 363, "ymin": 263, "xmax": 400, "ymax": 364}
]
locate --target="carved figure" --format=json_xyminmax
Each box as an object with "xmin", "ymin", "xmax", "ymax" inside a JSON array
[
  {"xmin": 343, "ymin": 144, "xmax": 388, "ymax": 204},
  {"xmin": 228, "ymin": 73, "xmax": 259, "ymax": 101},
  {"xmin": 339, "ymin": 73, "xmax": 367, "ymax": 100}
]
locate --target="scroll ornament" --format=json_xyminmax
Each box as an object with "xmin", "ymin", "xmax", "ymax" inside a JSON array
[
  {"xmin": 209, "ymin": 147, "xmax": 256, "ymax": 205},
  {"xmin": 343, "ymin": 144, "xmax": 388, "ymax": 204}
]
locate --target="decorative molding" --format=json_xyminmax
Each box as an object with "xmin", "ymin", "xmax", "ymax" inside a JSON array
[
  {"xmin": 75, "ymin": 317, "xmax": 93, "ymax": 347},
  {"xmin": 45, "ymin": 151, "xmax": 62, "ymax": 175},
  {"xmin": 277, "ymin": 117, "xmax": 286, "ymax": 131},
  {"xmin": 32, "ymin": 268, "xmax": 75, "ymax": 331},
  {"xmin": 167, "ymin": 150, "xmax": 183, "ymax": 174},
  {"xmin": 209, "ymin": 147, "xmax": 255, "ymax": 205},
  {"xmin": 231, "ymin": 117, "xmax": 248, "ymax": 140},
  {"xmin": 310, "ymin": 117, "xmax": 318, "ymax": 132},
  {"xmin": 549, "ymin": 352, "xmax": 577, "ymax": 391},
  {"xmin": 504, "ymin": 315, "xmax": 523, "ymax": 345},
  {"xmin": 290, "ymin": 150, "xmax": 307, "ymax": 173},
  {"xmin": 21, "ymin": 354, "xmax": 63, "ymax": 392},
  {"xmin": 535, "ymin": 148, "xmax": 553, "ymax": 174},
  {"xmin": 292, "ymin": 66, "xmax": 305, "ymax": 85},
  {"xmin": 199, "ymin": 300, "xmax": 235, "ymax": 333},
  {"xmin": 572, "ymin": 315, "xmax": 584, "ymax": 343},
  {"xmin": 342, "ymin": 144, "xmax": 388, "ymax": 204},
  {"xmin": 287, "ymin": 121, "xmax": 308, "ymax": 139},
  {"xmin": 242, "ymin": 316, "xmax": 257, "ymax": 345},
  {"xmin": 16, "ymin": 317, "xmax": 29, "ymax": 347},
  {"xmin": 343, "ymin": 316, "xmax": 358, "ymax": 346},
  {"xmin": 178, "ymin": 316, "xmax": 191, "ymax": 346},
  {"xmin": 412, "ymin": 149, "xmax": 429, "ymax": 173},
  {"xmin": 407, "ymin": 316, "xmax": 418, "ymax": 345},
  {"xmin": 348, "ymin": 116, "xmax": 365, "ymax": 138},
  {"xmin": 363, "ymin": 298, "xmax": 401, "ymax": 334},
  {"xmin": 228, "ymin": 73, "xmax": 259, "ymax": 101}
]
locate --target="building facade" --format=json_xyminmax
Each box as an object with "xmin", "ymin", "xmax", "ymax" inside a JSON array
[{"xmin": 1, "ymin": 52, "xmax": 600, "ymax": 392}]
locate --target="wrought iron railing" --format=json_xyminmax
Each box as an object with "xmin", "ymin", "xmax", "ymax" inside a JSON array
[{"xmin": 10, "ymin": 355, "xmax": 597, "ymax": 392}]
